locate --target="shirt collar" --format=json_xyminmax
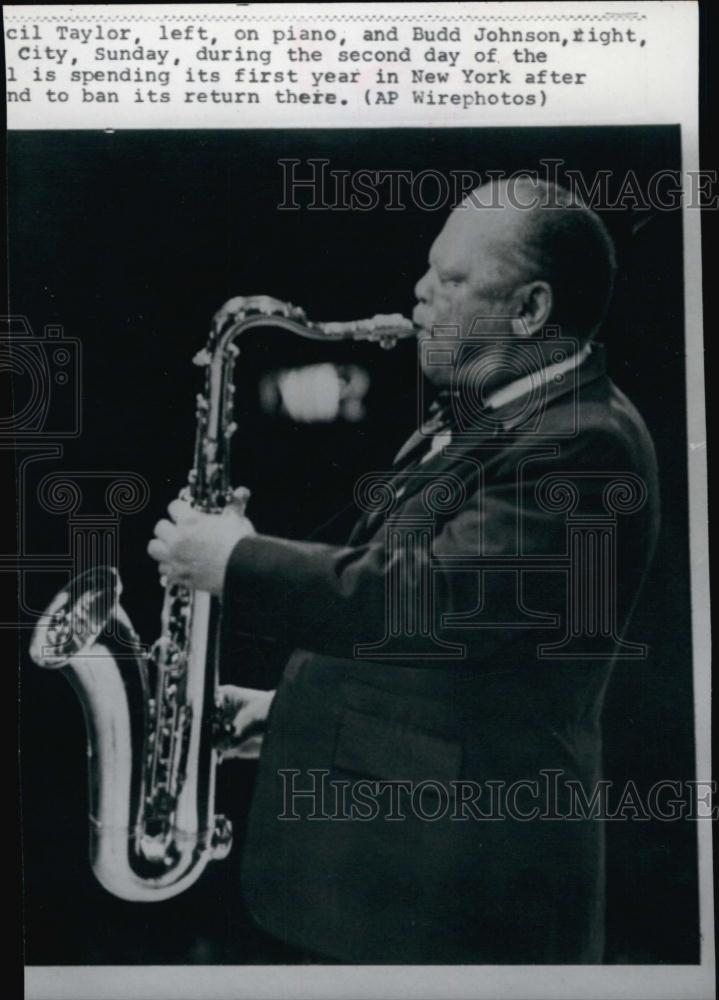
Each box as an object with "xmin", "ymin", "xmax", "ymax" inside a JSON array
[
  {"xmin": 484, "ymin": 342, "xmax": 593, "ymax": 412},
  {"xmin": 422, "ymin": 341, "xmax": 605, "ymax": 442}
]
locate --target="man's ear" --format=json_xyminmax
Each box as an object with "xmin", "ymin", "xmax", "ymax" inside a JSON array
[{"xmin": 513, "ymin": 281, "xmax": 553, "ymax": 336}]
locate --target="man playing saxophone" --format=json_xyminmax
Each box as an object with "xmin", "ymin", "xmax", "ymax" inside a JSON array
[{"xmin": 148, "ymin": 178, "xmax": 660, "ymax": 963}]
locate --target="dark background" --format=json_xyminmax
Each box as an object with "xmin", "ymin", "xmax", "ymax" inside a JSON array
[{"xmin": 9, "ymin": 127, "xmax": 698, "ymax": 964}]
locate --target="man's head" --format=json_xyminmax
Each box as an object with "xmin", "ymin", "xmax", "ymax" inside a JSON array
[{"xmin": 413, "ymin": 178, "xmax": 617, "ymax": 390}]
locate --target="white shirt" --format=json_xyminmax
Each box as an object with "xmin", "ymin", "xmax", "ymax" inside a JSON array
[{"xmin": 483, "ymin": 341, "xmax": 592, "ymax": 411}]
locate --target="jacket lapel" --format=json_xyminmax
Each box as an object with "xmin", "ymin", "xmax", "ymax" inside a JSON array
[{"xmin": 349, "ymin": 344, "xmax": 609, "ymax": 544}]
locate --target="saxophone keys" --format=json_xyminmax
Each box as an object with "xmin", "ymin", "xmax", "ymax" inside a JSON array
[
  {"xmin": 210, "ymin": 815, "xmax": 233, "ymax": 860},
  {"xmin": 192, "ymin": 348, "xmax": 211, "ymax": 367},
  {"xmin": 252, "ymin": 295, "xmax": 278, "ymax": 315}
]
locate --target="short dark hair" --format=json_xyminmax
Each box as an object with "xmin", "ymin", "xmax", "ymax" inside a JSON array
[{"xmin": 493, "ymin": 178, "xmax": 617, "ymax": 340}]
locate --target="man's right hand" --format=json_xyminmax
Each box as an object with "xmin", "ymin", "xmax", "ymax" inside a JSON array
[{"xmin": 215, "ymin": 685, "xmax": 275, "ymax": 761}]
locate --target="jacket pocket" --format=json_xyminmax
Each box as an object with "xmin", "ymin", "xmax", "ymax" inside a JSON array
[{"xmin": 333, "ymin": 707, "xmax": 462, "ymax": 784}]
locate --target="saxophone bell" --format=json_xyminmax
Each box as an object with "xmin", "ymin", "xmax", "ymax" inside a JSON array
[
  {"xmin": 30, "ymin": 565, "xmax": 231, "ymax": 902},
  {"xmin": 30, "ymin": 566, "xmax": 124, "ymax": 670}
]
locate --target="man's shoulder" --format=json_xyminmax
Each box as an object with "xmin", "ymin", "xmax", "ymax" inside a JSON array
[
  {"xmin": 576, "ymin": 376, "xmax": 656, "ymax": 462},
  {"xmin": 488, "ymin": 375, "xmax": 658, "ymax": 476}
]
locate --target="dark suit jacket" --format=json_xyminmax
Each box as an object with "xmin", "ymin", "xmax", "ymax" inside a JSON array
[{"xmin": 223, "ymin": 344, "xmax": 660, "ymax": 963}]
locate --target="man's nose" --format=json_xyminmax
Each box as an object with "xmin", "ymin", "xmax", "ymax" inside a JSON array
[{"xmin": 414, "ymin": 268, "xmax": 433, "ymax": 303}]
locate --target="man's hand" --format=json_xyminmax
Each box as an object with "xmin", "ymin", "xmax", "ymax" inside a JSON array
[
  {"xmin": 147, "ymin": 488, "xmax": 255, "ymax": 596},
  {"xmin": 215, "ymin": 685, "xmax": 276, "ymax": 760}
]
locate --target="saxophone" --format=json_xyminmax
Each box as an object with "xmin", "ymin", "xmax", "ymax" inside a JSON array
[{"xmin": 29, "ymin": 295, "xmax": 416, "ymax": 902}]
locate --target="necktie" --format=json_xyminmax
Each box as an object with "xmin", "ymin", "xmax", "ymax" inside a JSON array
[
  {"xmin": 392, "ymin": 393, "xmax": 455, "ymax": 469},
  {"xmin": 348, "ymin": 396, "xmax": 457, "ymax": 545}
]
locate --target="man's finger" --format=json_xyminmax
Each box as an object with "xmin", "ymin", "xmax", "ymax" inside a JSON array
[
  {"xmin": 218, "ymin": 734, "xmax": 264, "ymax": 762},
  {"xmin": 168, "ymin": 498, "xmax": 195, "ymax": 523},
  {"xmin": 216, "ymin": 702, "xmax": 255, "ymax": 740},
  {"xmin": 218, "ymin": 684, "xmax": 264, "ymax": 703},
  {"xmin": 153, "ymin": 519, "xmax": 176, "ymax": 542},
  {"xmin": 147, "ymin": 538, "xmax": 168, "ymax": 561},
  {"xmin": 228, "ymin": 705, "xmax": 259, "ymax": 738}
]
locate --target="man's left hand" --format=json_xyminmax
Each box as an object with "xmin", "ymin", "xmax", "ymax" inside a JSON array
[{"xmin": 147, "ymin": 488, "xmax": 255, "ymax": 596}]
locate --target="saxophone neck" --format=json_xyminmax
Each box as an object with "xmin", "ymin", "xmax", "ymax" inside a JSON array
[
  {"xmin": 188, "ymin": 296, "xmax": 418, "ymax": 507},
  {"xmin": 207, "ymin": 295, "xmax": 418, "ymax": 350}
]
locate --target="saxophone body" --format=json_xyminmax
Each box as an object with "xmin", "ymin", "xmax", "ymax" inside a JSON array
[{"xmin": 30, "ymin": 295, "xmax": 415, "ymax": 902}]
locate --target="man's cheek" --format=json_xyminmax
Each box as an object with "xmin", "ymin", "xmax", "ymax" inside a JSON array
[{"xmin": 431, "ymin": 294, "xmax": 458, "ymax": 327}]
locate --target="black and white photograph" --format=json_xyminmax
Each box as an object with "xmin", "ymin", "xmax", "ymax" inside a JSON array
[{"xmin": 6, "ymin": 4, "xmax": 712, "ymax": 999}]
